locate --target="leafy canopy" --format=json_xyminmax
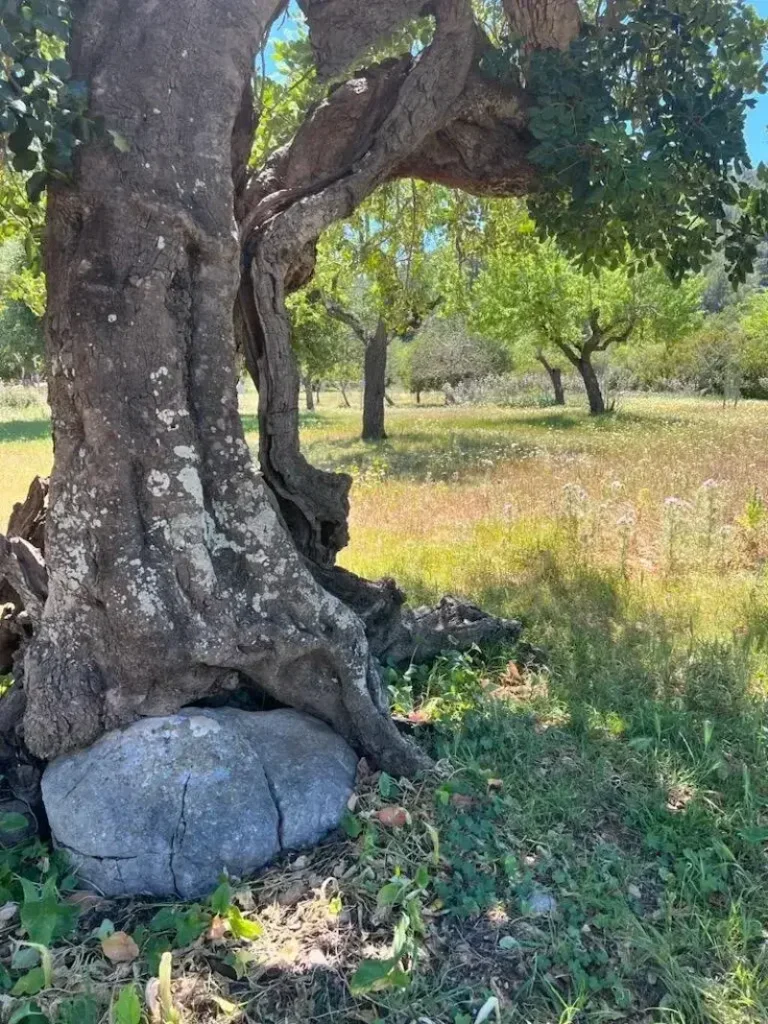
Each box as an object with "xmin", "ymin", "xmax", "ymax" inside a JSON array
[
  {"xmin": 482, "ymin": 0, "xmax": 768, "ymax": 283},
  {"xmin": 471, "ymin": 200, "xmax": 703, "ymax": 364},
  {"xmin": 0, "ymin": 0, "xmax": 96, "ymax": 201}
]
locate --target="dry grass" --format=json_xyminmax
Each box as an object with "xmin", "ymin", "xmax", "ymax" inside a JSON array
[{"xmin": 3, "ymin": 387, "xmax": 768, "ymax": 1024}]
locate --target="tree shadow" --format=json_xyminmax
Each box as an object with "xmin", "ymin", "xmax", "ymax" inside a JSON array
[
  {"xmin": 303, "ymin": 431, "xmax": 568, "ymax": 482},
  {"xmin": 0, "ymin": 419, "xmax": 51, "ymax": 444}
]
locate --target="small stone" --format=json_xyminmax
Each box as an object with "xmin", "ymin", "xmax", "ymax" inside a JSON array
[{"xmin": 525, "ymin": 890, "xmax": 557, "ymax": 916}]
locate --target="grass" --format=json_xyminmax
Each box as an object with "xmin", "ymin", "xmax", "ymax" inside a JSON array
[{"xmin": 1, "ymin": 385, "xmax": 768, "ymax": 1023}]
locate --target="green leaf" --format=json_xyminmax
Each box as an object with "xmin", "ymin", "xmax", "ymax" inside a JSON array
[
  {"xmin": 226, "ymin": 906, "xmax": 263, "ymax": 941},
  {"xmin": 48, "ymin": 59, "xmax": 71, "ymax": 81},
  {"xmin": 739, "ymin": 826, "xmax": 768, "ymax": 844},
  {"xmin": 12, "ymin": 149, "xmax": 38, "ymax": 173},
  {"xmin": 377, "ymin": 882, "xmax": 402, "ymax": 907},
  {"xmin": 56, "ymin": 996, "xmax": 100, "ymax": 1024},
  {"xmin": 341, "ymin": 811, "xmax": 363, "ymax": 839},
  {"xmin": 8, "ymin": 1001, "xmax": 49, "ymax": 1024},
  {"xmin": 209, "ymin": 879, "xmax": 233, "ymax": 916},
  {"xmin": 112, "ymin": 985, "xmax": 142, "ymax": 1024},
  {"xmin": 349, "ymin": 957, "xmax": 410, "ymax": 995},
  {"xmin": 0, "ymin": 811, "xmax": 29, "ymax": 834},
  {"xmin": 11, "ymin": 966, "xmax": 45, "ymax": 996},
  {"xmin": 25, "ymin": 171, "xmax": 48, "ymax": 203},
  {"xmin": 20, "ymin": 878, "xmax": 78, "ymax": 946}
]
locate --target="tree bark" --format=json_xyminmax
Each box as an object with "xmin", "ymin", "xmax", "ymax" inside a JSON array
[
  {"xmin": 577, "ymin": 355, "xmax": 606, "ymax": 415},
  {"xmin": 536, "ymin": 353, "xmax": 565, "ymax": 405},
  {"xmin": 362, "ymin": 320, "xmax": 389, "ymax": 441},
  {"xmin": 22, "ymin": 0, "xmax": 425, "ymax": 777}
]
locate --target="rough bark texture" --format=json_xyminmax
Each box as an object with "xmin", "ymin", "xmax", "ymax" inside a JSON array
[
  {"xmin": 23, "ymin": 0, "xmax": 426, "ymax": 777},
  {"xmin": 8, "ymin": 0, "xmax": 584, "ymax": 782},
  {"xmin": 0, "ymin": 477, "xmax": 49, "ymax": 676},
  {"xmin": 577, "ymin": 356, "xmax": 606, "ymax": 415},
  {"xmin": 362, "ymin": 320, "xmax": 389, "ymax": 442}
]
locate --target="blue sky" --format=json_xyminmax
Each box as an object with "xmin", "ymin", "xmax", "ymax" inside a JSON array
[{"xmin": 746, "ymin": 1, "xmax": 768, "ymax": 164}]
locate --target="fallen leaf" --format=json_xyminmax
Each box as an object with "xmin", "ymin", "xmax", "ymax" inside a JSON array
[
  {"xmin": 450, "ymin": 793, "xmax": 477, "ymax": 810},
  {"xmin": 0, "ymin": 901, "xmax": 18, "ymax": 923},
  {"xmin": 346, "ymin": 793, "xmax": 358, "ymax": 812},
  {"xmin": 406, "ymin": 709, "xmax": 430, "ymax": 725},
  {"xmin": 101, "ymin": 930, "xmax": 140, "ymax": 963},
  {"xmin": 376, "ymin": 806, "xmax": 409, "ymax": 827},
  {"xmin": 206, "ymin": 915, "xmax": 228, "ymax": 941}
]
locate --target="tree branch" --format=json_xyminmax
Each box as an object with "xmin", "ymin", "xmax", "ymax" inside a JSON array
[{"xmin": 313, "ymin": 292, "xmax": 370, "ymax": 344}]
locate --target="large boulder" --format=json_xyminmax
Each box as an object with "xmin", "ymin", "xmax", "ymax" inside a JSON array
[{"xmin": 42, "ymin": 708, "xmax": 358, "ymax": 899}]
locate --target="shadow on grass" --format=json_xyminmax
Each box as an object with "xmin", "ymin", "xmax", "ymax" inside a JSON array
[
  {"xmin": 302, "ymin": 431, "xmax": 555, "ymax": 482},
  {"xmin": 0, "ymin": 418, "xmax": 51, "ymax": 443}
]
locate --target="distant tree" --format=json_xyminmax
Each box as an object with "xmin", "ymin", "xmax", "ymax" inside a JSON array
[
  {"xmin": 312, "ymin": 181, "xmax": 445, "ymax": 439},
  {"xmin": 473, "ymin": 204, "xmax": 703, "ymax": 414},
  {"xmin": 395, "ymin": 316, "xmax": 509, "ymax": 403},
  {"xmin": 287, "ymin": 290, "xmax": 362, "ymax": 410}
]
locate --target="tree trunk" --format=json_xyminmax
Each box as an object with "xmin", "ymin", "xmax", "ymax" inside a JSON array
[
  {"xmin": 303, "ymin": 377, "xmax": 315, "ymax": 411},
  {"xmin": 339, "ymin": 383, "xmax": 351, "ymax": 408},
  {"xmin": 577, "ymin": 355, "xmax": 606, "ymax": 415},
  {"xmin": 416, "ymin": 389, "xmax": 421, "ymax": 405},
  {"xmin": 384, "ymin": 391, "xmax": 395, "ymax": 407},
  {"xmin": 23, "ymin": 0, "xmax": 425, "ymax": 778},
  {"xmin": 549, "ymin": 367, "xmax": 565, "ymax": 405},
  {"xmin": 536, "ymin": 353, "xmax": 565, "ymax": 406},
  {"xmin": 362, "ymin": 320, "xmax": 388, "ymax": 441}
]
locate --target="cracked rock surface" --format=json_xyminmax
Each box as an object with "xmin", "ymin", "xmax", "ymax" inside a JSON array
[{"xmin": 41, "ymin": 708, "xmax": 359, "ymax": 898}]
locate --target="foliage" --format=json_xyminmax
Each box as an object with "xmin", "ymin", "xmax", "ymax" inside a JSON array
[
  {"xmin": 0, "ymin": 0, "xmax": 96, "ymax": 198},
  {"xmin": 393, "ymin": 315, "xmax": 509, "ymax": 395},
  {"xmin": 518, "ymin": 0, "xmax": 768, "ymax": 284},
  {"xmin": 470, "ymin": 201, "xmax": 703, "ymax": 377},
  {"xmin": 287, "ymin": 287, "xmax": 362, "ymax": 388}
]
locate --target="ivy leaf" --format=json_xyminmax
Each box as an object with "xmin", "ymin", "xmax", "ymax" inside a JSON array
[{"xmin": 11, "ymin": 967, "xmax": 45, "ymax": 997}]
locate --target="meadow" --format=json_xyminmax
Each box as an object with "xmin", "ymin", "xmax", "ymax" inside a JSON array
[{"xmin": 1, "ymin": 384, "xmax": 768, "ymax": 1024}]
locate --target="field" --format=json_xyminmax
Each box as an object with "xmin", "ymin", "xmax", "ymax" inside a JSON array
[{"xmin": 2, "ymin": 385, "xmax": 768, "ymax": 1024}]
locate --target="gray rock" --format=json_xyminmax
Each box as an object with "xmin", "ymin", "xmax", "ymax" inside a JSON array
[{"xmin": 42, "ymin": 708, "xmax": 358, "ymax": 899}]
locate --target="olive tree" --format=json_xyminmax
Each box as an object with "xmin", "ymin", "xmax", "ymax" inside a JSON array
[{"xmin": 0, "ymin": 0, "xmax": 765, "ymax": 780}]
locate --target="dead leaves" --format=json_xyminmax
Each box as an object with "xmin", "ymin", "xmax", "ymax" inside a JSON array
[
  {"xmin": 101, "ymin": 930, "xmax": 140, "ymax": 963},
  {"xmin": 376, "ymin": 806, "xmax": 409, "ymax": 828}
]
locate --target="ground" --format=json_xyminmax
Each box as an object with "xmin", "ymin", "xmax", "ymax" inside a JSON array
[{"xmin": 1, "ymin": 384, "xmax": 767, "ymax": 1024}]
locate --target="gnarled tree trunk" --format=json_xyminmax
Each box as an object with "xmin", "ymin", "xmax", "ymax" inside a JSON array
[
  {"xmin": 362, "ymin": 319, "xmax": 388, "ymax": 442},
  {"xmin": 22, "ymin": 0, "xmax": 425, "ymax": 777}
]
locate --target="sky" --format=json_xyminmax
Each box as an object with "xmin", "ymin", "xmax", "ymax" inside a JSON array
[{"xmin": 747, "ymin": 1, "xmax": 768, "ymax": 164}]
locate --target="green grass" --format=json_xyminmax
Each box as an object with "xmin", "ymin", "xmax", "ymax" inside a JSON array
[{"xmin": 2, "ymin": 386, "xmax": 768, "ymax": 1023}]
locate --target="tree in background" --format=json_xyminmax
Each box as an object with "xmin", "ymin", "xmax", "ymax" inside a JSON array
[
  {"xmin": 288, "ymin": 288, "xmax": 362, "ymax": 410},
  {"xmin": 394, "ymin": 315, "xmax": 509, "ymax": 403},
  {"xmin": 312, "ymin": 181, "xmax": 445, "ymax": 440},
  {"xmin": 473, "ymin": 204, "xmax": 703, "ymax": 414}
]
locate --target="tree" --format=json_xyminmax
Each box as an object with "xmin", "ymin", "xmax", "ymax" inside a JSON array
[
  {"xmin": 287, "ymin": 289, "xmax": 362, "ymax": 410},
  {"xmin": 395, "ymin": 316, "xmax": 509, "ymax": 402},
  {"xmin": 473, "ymin": 203, "xmax": 703, "ymax": 414},
  {"xmin": 0, "ymin": 0, "xmax": 766, "ymax": 785},
  {"xmin": 312, "ymin": 181, "xmax": 446, "ymax": 440}
]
